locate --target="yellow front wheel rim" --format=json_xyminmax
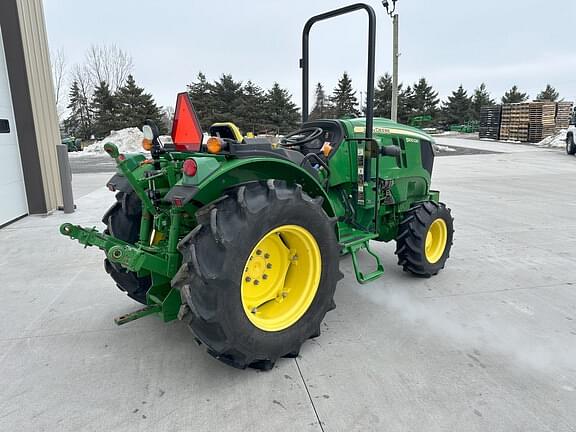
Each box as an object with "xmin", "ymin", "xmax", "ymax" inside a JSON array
[
  {"xmin": 425, "ymin": 218, "xmax": 447, "ymax": 264},
  {"xmin": 241, "ymin": 225, "xmax": 322, "ymax": 332}
]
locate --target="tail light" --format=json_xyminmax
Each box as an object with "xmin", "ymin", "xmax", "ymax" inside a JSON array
[
  {"xmin": 182, "ymin": 159, "xmax": 198, "ymax": 177},
  {"xmin": 171, "ymin": 93, "xmax": 203, "ymax": 152}
]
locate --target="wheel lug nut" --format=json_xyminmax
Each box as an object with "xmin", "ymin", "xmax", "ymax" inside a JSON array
[
  {"xmin": 264, "ymin": 253, "xmax": 270, "ymax": 259},
  {"xmin": 254, "ymin": 280, "xmax": 260, "ymax": 285},
  {"xmin": 256, "ymin": 249, "xmax": 262, "ymax": 255},
  {"xmin": 262, "ymin": 274, "xmax": 268, "ymax": 280},
  {"xmin": 245, "ymin": 277, "xmax": 251, "ymax": 282},
  {"xmin": 266, "ymin": 263, "xmax": 272, "ymax": 269}
]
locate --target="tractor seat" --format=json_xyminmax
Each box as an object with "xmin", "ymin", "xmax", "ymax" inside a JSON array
[{"xmin": 209, "ymin": 123, "xmax": 243, "ymax": 142}]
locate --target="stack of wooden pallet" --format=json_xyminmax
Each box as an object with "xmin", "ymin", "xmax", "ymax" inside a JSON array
[
  {"xmin": 499, "ymin": 103, "xmax": 530, "ymax": 142},
  {"xmin": 528, "ymin": 102, "xmax": 556, "ymax": 142},
  {"xmin": 479, "ymin": 106, "xmax": 501, "ymax": 140},
  {"xmin": 555, "ymin": 102, "xmax": 574, "ymax": 131}
]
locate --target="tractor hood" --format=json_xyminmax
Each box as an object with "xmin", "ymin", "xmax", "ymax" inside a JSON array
[{"xmin": 343, "ymin": 117, "xmax": 435, "ymax": 143}]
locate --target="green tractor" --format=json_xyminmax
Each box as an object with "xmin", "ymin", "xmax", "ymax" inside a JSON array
[
  {"xmin": 408, "ymin": 115, "xmax": 433, "ymax": 129},
  {"xmin": 61, "ymin": 136, "xmax": 82, "ymax": 152},
  {"xmin": 60, "ymin": 4, "xmax": 453, "ymax": 370}
]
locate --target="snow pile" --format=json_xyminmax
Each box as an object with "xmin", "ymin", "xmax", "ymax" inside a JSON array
[
  {"xmin": 434, "ymin": 144, "xmax": 456, "ymax": 152},
  {"xmin": 83, "ymin": 128, "xmax": 147, "ymax": 154},
  {"xmin": 537, "ymin": 129, "xmax": 567, "ymax": 148}
]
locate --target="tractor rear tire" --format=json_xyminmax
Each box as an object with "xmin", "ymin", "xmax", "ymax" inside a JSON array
[
  {"xmin": 173, "ymin": 180, "xmax": 341, "ymax": 370},
  {"xmin": 102, "ymin": 191, "xmax": 151, "ymax": 304},
  {"xmin": 395, "ymin": 201, "xmax": 454, "ymax": 277},
  {"xmin": 566, "ymin": 134, "xmax": 576, "ymax": 155}
]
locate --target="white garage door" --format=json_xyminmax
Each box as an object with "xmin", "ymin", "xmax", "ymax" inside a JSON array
[{"xmin": 0, "ymin": 26, "xmax": 28, "ymax": 226}]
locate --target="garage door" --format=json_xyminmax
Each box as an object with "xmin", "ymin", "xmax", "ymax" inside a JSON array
[{"xmin": 0, "ymin": 26, "xmax": 28, "ymax": 226}]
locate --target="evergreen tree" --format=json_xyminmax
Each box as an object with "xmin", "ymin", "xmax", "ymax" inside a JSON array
[
  {"xmin": 115, "ymin": 75, "xmax": 165, "ymax": 132},
  {"xmin": 309, "ymin": 83, "xmax": 333, "ymax": 120},
  {"xmin": 187, "ymin": 72, "xmax": 214, "ymax": 129},
  {"xmin": 209, "ymin": 74, "xmax": 244, "ymax": 125},
  {"xmin": 331, "ymin": 72, "xmax": 360, "ymax": 118},
  {"xmin": 441, "ymin": 85, "xmax": 472, "ymax": 126},
  {"xmin": 91, "ymin": 81, "xmax": 118, "ymax": 137},
  {"xmin": 263, "ymin": 83, "xmax": 300, "ymax": 134},
  {"xmin": 411, "ymin": 78, "xmax": 439, "ymax": 118},
  {"xmin": 64, "ymin": 80, "xmax": 92, "ymax": 139},
  {"xmin": 470, "ymin": 83, "xmax": 495, "ymax": 121},
  {"xmin": 374, "ymin": 73, "xmax": 392, "ymax": 118},
  {"xmin": 238, "ymin": 80, "xmax": 266, "ymax": 133},
  {"xmin": 397, "ymin": 85, "xmax": 415, "ymax": 124},
  {"xmin": 536, "ymin": 84, "xmax": 560, "ymax": 102},
  {"xmin": 501, "ymin": 85, "xmax": 528, "ymax": 104}
]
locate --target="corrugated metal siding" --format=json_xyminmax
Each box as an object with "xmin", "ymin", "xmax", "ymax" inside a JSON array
[{"xmin": 16, "ymin": 0, "xmax": 62, "ymax": 211}]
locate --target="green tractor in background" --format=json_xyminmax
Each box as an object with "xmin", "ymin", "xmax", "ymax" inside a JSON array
[
  {"xmin": 61, "ymin": 3, "xmax": 454, "ymax": 370},
  {"xmin": 61, "ymin": 136, "xmax": 82, "ymax": 152},
  {"xmin": 408, "ymin": 115, "xmax": 432, "ymax": 129},
  {"xmin": 449, "ymin": 120, "xmax": 480, "ymax": 134}
]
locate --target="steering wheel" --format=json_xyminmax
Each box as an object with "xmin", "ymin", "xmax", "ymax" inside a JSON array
[{"xmin": 280, "ymin": 127, "xmax": 324, "ymax": 147}]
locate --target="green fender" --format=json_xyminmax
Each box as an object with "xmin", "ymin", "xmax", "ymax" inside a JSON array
[{"xmin": 189, "ymin": 157, "xmax": 336, "ymax": 218}]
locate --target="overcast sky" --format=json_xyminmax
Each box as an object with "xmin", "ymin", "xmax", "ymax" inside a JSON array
[{"xmin": 44, "ymin": 0, "xmax": 576, "ymax": 110}]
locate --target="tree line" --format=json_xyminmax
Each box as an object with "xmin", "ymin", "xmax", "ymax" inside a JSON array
[
  {"xmin": 187, "ymin": 73, "xmax": 300, "ymax": 134},
  {"xmin": 310, "ymin": 73, "xmax": 564, "ymax": 128},
  {"xmin": 187, "ymin": 70, "xmax": 563, "ymax": 133},
  {"xmin": 65, "ymin": 75, "xmax": 165, "ymax": 139},
  {"xmin": 55, "ymin": 45, "xmax": 566, "ymax": 138},
  {"xmin": 56, "ymin": 44, "xmax": 166, "ymax": 140}
]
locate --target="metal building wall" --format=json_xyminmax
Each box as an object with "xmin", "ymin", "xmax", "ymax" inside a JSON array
[{"xmin": 15, "ymin": 0, "xmax": 62, "ymax": 212}]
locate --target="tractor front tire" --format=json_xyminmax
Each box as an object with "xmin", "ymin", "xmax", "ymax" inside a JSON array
[
  {"xmin": 395, "ymin": 201, "xmax": 454, "ymax": 277},
  {"xmin": 173, "ymin": 180, "xmax": 341, "ymax": 370},
  {"xmin": 566, "ymin": 134, "xmax": 576, "ymax": 155},
  {"xmin": 102, "ymin": 191, "xmax": 151, "ymax": 304}
]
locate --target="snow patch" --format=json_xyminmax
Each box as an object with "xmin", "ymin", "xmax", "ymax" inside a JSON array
[
  {"xmin": 83, "ymin": 128, "xmax": 148, "ymax": 155},
  {"xmin": 435, "ymin": 144, "xmax": 456, "ymax": 152},
  {"xmin": 538, "ymin": 129, "xmax": 567, "ymax": 148}
]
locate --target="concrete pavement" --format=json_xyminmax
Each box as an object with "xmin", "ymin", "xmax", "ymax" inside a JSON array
[{"xmin": 0, "ymin": 137, "xmax": 575, "ymax": 431}]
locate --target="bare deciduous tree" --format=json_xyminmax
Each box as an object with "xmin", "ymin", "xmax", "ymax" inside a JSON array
[
  {"xmin": 51, "ymin": 48, "xmax": 67, "ymax": 119},
  {"xmin": 85, "ymin": 44, "xmax": 134, "ymax": 91},
  {"xmin": 160, "ymin": 106, "xmax": 175, "ymax": 132},
  {"xmin": 69, "ymin": 64, "xmax": 94, "ymax": 136},
  {"xmin": 71, "ymin": 64, "xmax": 92, "ymax": 102}
]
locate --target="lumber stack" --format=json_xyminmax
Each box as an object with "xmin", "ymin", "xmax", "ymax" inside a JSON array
[
  {"xmin": 555, "ymin": 102, "xmax": 574, "ymax": 131},
  {"xmin": 528, "ymin": 102, "xmax": 556, "ymax": 143},
  {"xmin": 479, "ymin": 106, "xmax": 501, "ymax": 140},
  {"xmin": 499, "ymin": 103, "xmax": 530, "ymax": 142}
]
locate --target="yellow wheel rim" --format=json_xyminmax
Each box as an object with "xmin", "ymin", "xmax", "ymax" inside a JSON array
[
  {"xmin": 425, "ymin": 218, "xmax": 447, "ymax": 264},
  {"xmin": 241, "ymin": 225, "xmax": 322, "ymax": 332}
]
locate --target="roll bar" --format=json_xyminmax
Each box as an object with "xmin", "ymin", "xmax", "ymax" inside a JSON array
[{"xmin": 300, "ymin": 3, "xmax": 377, "ymax": 139}]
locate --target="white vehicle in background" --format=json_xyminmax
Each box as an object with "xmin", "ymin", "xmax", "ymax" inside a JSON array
[
  {"xmin": 567, "ymin": 123, "xmax": 576, "ymax": 155},
  {"xmin": 567, "ymin": 108, "xmax": 576, "ymax": 155}
]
